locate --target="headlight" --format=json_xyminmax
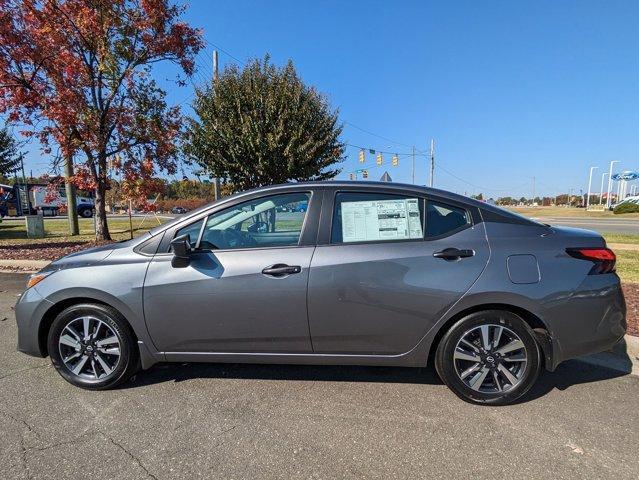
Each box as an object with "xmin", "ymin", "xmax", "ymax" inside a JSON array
[{"xmin": 26, "ymin": 271, "xmax": 53, "ymax": 289}]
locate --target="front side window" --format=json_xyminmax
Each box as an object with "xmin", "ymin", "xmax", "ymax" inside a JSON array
[
  {"xmin": 197, "ymin": 192, "xmax": 311, "ymax": 250},
  {"xmin": 331, "ymin": 192, "xmax": 424, "ymax": 244},
  {"xmin": 174, "ymin": 218, "xmax": 204, "ymax": 249}
]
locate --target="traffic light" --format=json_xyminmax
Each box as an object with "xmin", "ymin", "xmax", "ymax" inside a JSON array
[
  {"xmin": 392, "ymin": 154, "xmax": 399, "ymax": 167},
  {"xmin": 349, "ymin": 173, "xmax": 355, "ymax": 180},
  {"xmin": 358, "ymin": 149, "xmax": 365, "ymax": 163},
  {"xmin": 362, "ymin": 170, "xmax": 369, "ymax": 179},
  {"xmin": 376, "ymin": 153, "xmax": 383, "ymax": 166}
]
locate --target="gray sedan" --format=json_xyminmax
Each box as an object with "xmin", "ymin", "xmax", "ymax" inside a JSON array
[{"xmin": 15, "ymin": 182, "xmax": 626, "ymax": 405}]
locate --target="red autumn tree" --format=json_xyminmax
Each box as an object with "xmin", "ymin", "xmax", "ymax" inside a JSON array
[{"xmin": 0, "ymin": 0, "xmax": 203, "ymax": 239}]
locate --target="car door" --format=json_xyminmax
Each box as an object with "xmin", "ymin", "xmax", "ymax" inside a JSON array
[
  {"xmin": 307, "ymin": 190, "xmax": 489, "ymax": 355},
  {"xmin": 143, "ymin": 189, "xmax": 319, "ymax": 353}
]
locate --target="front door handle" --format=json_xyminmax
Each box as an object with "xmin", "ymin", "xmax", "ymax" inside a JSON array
[
  {"xmin": 261, "ymin": 264, "xmax": 302, "ymax": 277},
  {"xmin": 433, "ymin": 248, "xmax": 475, "ymax": 260}
]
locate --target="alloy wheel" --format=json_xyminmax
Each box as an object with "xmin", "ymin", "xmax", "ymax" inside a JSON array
[
  {"xmin": 453, "ymin": 324, "xmax": 528, "ymax": 393},
  {"xmin": 58, "ymin": 316, "xmax": 122, "ymax": 380}
]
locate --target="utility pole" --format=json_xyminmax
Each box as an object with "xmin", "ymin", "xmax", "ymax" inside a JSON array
[
  {"xmin": 20, "ymin": 154, "xmax": 26, "ymax": 187},
  {"xmin": 586, "ymin": 166, "xmax": 597, "ymax": 210},
  {"xmin": 17, "ymin": 154, "xmax": 27, "ymax": 216},
  {"xmin": 428, "ymin": 139, "xmax": 435, "ymax": 187},
  {"xmin": 411, "ymin": 146, "xmax": 416, "ymax": 184},
  {"xmin": 64, "ymin": 154, "xmax": 79, "ymax": 235},
  {"xmin": 532, "ymin": 176, "xmax": 536, "ymax": 204},
  {"xmin": 212, "ymin": 50, "xmax": 221, "ymax": 201}
]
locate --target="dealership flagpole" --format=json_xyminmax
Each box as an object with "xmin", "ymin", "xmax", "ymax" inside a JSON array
[
  {"xmin": 586, "ymin": 166, "xmax": 597, "ymax": 210},
  {"xmin": 606, "ymin": 160, "xmax": 619, "ymax": 209},
  {"xmin": 599, "ymin": 172, "xmax": 608, "ymax": 205}
]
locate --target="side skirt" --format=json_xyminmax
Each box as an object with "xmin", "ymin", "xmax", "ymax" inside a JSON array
[{"xmin": 161, "ymin": 350, "xmax": 428, "ymax": 368}]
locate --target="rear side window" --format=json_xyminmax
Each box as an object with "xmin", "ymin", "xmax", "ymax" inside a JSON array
[
  {"xmin": 425, "ymin": 201, "xmax": 470, "ymax": 237},
  {"xmin": 331, "ymin": 192, "xmax": 424, "ymax": 244}
]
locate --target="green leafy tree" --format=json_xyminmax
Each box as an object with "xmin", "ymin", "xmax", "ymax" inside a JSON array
[
  {"xmin": 496, "ymin": 196, "xmax": 514, "ymax": 206},
  {"xmin": 0, "ymin": 126, "xmax": 20, "ymax": 176},
  {"xmin": 186, "ymin": 56, "xmax": 345, "ymax": 191}
]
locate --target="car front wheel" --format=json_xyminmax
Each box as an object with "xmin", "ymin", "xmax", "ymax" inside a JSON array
[
  {"xmin": 47, "ymin": 303, "xmax": 139, "ymax": 390},
  {"xmin": 435, "ymin": 310, "xmax": 541, "ymax": 405}
]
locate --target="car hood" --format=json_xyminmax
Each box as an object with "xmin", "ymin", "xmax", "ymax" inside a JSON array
[{"xmin": 42, "ymin": 234, "xmax": 149, "ymax": 272}]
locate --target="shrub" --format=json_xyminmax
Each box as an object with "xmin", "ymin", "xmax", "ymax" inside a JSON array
[{"xmin": 613, "ymin": 202, "xmax": 639, "ymax": 214}]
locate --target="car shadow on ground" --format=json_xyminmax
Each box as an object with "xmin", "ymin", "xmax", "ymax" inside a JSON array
[
  {"xmin": 129, "ymin": 362, "xmax": 443, "ymax": 387},
  {"xmin": 517, "ymin": 359, "xmax": 629, "ymax": 404},
  {"xmin": 125, "ymin": 358, "xmax": 629, "ymax": 404}
]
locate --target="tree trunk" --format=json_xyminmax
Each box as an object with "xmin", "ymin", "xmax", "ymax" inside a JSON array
[
  {"xmin": 63, "ymin": 155, "xmax": 79, "ymax": 235},
  {"xmin": 94, "ymin": 181, "xmax": 111, "ymax": 241}
]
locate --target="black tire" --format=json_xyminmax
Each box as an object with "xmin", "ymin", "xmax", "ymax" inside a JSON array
[
  {"xmin": 435, "ymin": 310, "xmax": 541, "ymax": 405},
  {"xmin": 79, "ymin": 207, "xmax": 93, "ymax": 218},
  {"xmin": 47, "ymin": 303, "xmax": 139, "ymax": 390}
]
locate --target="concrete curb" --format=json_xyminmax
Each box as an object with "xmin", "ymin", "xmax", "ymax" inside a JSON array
[{"xmin": 579, "ymin": 335, "xmax": 639, "ymax": 376}]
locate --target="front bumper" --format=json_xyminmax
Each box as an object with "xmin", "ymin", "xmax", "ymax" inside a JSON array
[{"xmin": 15, "ymin": 286, "xmax": 54, "ymax": 357}]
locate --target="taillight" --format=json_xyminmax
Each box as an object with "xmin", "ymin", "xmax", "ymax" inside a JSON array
[{"xmin": 566, "ymin": 248, "xmax": 616, "ymax": 274}]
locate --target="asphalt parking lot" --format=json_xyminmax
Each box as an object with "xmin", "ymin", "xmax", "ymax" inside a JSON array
[{"xmin": 1, "ymin": 273, "xmax": 638, "ymax": 480}]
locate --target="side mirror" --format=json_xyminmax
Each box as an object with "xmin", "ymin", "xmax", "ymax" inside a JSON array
[{"xmin": 170, "ymin": 234, "xmax": 192, "ymax": 267}]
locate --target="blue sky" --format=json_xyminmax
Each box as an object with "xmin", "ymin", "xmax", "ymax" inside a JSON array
[{"xmin": 22, "ymin": 1, "xmax": 639, "ymax": 198}]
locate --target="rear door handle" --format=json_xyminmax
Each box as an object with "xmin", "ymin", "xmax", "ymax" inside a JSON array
[
  {"xmin": 261, "ymin": 264, "xmax": 302, "ymax": 277},
  {"xmin": 433, "ymin": 248, "xmax": 475, "ymax": 260}
]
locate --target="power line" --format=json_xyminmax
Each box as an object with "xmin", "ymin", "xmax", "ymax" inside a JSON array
[
  {"xmin": 346, "ymin": 143, "xmax": 427, "ymax": 157},
  {"xmin": 343, "ymin": 121, "xmax": 416, "ymax": 149},
  {"xmin": 180, "ymin": 39, "xmax": 539, "ymax": 196},
  {"xmin": 204, "ymin": 39, "xmax": 246, "ymax": 66},
  {"xmin": 436, "ymin": 164, "xmax": 529, "ymax": 193}
]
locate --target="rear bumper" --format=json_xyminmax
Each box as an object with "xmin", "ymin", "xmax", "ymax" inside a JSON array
[
  {"xmin": 548, "ymin": 274, "xmax": 626, "ymax": 369},
  {"xmin": 15, "ymin": 286, "xmax": 53, "ymax": 357}
]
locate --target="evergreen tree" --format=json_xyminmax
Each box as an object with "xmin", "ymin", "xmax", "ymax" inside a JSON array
[
  {"xmin": 0, "ymin": 126, "xmax": 20, "ymax": 177},
  {"xmin": 186, "ymin": 56, "xmax": 345, "ymax": 191}
]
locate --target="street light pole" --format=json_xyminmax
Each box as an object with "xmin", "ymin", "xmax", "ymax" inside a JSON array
[
  {"xmin": 599, "ymin": 172, "xmax": 608, "ymax": 205},
  {"xmin": 606, "ymin": 160, "xmax": 619, "ymax": 209},
  {"xmin": 586, "ymin": 166, "xmax": 598, "ymax": 210}
]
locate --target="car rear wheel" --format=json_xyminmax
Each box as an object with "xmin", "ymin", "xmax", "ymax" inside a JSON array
[
  {"xmin": 47, "ymin": 303, "xmax": 139, "ymax": 390},
  {"xmin": 435, "ymin": 310, "xmax": 541, "ymax": 405}
]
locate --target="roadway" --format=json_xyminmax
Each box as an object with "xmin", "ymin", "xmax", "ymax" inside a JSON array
[
  {"xmin": 1, "ymin": 273, "xmax": 637, "ymax": 479},
  {"xmin": 534, "ymin": 216, "xmax": 639, "ymax": 235},
  {"xmin": 6, "ymin": 212, "xmax": 639, "ymax": 234}
]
